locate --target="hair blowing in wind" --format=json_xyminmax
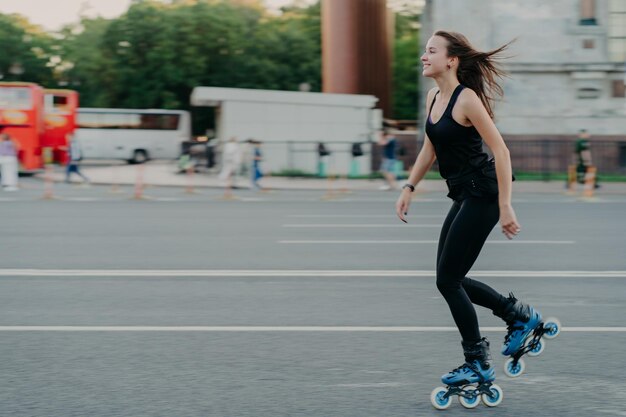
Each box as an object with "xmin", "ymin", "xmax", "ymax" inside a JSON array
[{"xmin": 435, "ymin": 30, "xmax": 513, "ymax": 118}]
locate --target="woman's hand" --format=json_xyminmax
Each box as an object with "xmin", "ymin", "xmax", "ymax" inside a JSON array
[
  {"xmin": 396, "ymin": 189, "xmax": 413, "ymax": 223},
  {"xmin": 500, "ymin": 204, "xmax": 521, "ymax": 239}
]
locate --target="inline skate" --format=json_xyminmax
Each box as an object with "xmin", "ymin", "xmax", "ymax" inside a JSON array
[
  {"xmin": 430, "ymin": 338, "xmax": 503, "ymax": 409},
  {"xmin": 497, "ymin": 293, "xmax": 561, "ymax": 377}
]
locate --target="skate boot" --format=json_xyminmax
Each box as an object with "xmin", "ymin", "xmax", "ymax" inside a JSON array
[
  {"xmin": 441, "ymin": 338, "xmax": 495, "ymax": 386},
  {"xmin": 495, "ymin": 293, "xmax": 562, "ymax": 378},
  {"xmin": 497, "ymin": 293, "xmax": 542, "ymax": 356},
  {"xmin": 431, "ymin": 338, "xmax": 503, "ymax": 409}
]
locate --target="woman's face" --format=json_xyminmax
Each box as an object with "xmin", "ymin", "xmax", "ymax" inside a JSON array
[{"xmin": 421, "ymin": 35, "xmax": 452, "ymax": 78}]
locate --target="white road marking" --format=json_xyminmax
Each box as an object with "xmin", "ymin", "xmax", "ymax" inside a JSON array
[
  {"xmin": 0, "ymin": 326, "xmax": 623, "ymax": 332},
  {"xmin": 65, "ymin": 198, "xmax": 100, "ymax": 202},
  {"xmin": 288, "ymin": 215, "xmax": 445, "ymax": 218},
  {"xmin": 0, "ymin": 269, "xmax": 624, "ymax": 277},
  {"xmin": 279, "ymin": 240, "xmax": 576, "ymax": 244},
  {"xmin": 282, "ymin": 224, "xmax": 441, "ymax": 228}
]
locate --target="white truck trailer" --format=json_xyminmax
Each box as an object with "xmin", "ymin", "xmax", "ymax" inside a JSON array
[{"xmin": 190, "ymin": 87, "xmax": 381, "ymax": 175}]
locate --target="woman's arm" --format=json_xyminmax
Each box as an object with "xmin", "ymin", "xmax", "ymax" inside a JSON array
[
  {"xmin": 406, "ymin": 87, "xmax": 439, "ymax": 186},
  {"xmin": 395, "ymin": 88, "xmax": 438, "ymax": 223},
  {"xmin": 459, "ymin": 89, "xmax": 521, "ymax": 239},
  {"xmin": 406, "ymin": 135, "xmax": 436, "ymax": 186}
]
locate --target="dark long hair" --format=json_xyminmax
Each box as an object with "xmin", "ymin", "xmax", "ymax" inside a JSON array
[{"xmin": 434, "ymin": 30, "xmax": 512, "ymax": 118}]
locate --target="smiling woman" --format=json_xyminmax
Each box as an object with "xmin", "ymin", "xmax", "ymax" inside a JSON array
[{"xmin": 392, "ymin": 30, "xmax": 563, "ymax": 409}]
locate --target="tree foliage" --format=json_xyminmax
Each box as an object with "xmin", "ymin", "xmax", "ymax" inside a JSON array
[
  {"xmin": 392, "ymin": 12, "xmax": 419, "ymax": 120},
  {"xmin": 0, "ymin": 14, "xmax": 55, "ymax": 85},
  {"xmin": 1, "ymin": 0, "xmax": 416, "ymax": 121},
  {"xmin": 57, "ymin": 0, "xmax": 323, "ymax": 109}
]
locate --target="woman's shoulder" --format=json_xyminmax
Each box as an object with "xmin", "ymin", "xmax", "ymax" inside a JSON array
[
  {"xmin": 426, "ymin": 87, "xmax": 439, "ymax": 109},
  {"xmin": 457, "ymin": 86, "xmax": 482, "ymax": 108},
  {"xmin": 457, "ymin": 85, "xmax": 478, "ymax": 99},
  {"xmin": 427, "ymin": 87, "xmax": 439, "ymax": 100}
]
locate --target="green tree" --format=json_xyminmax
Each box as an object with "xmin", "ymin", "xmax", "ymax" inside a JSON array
[
  {"xmin": 97, "ymin": 0, "xmax": 264, "ymax": 108},
  {"xmin": 0, "ymin": 14, "xmax": 55, "ymax": 85},
  {"xmin": 82, "ymin": 0, "xmax": 322, "ymax": 109},
  {"xmin": 392, "ymin": 11, "xmax": 419, "ymax": 120},
  {"xmin": 57, "ymin": 17, "xmax": 113, "ymax": 106},
  {"xmin": 240, "ymin": 1, "xmax": 321, "ymax": 91}
]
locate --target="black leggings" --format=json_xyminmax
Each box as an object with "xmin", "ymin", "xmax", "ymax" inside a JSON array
[{"xmin": 436, "ymin": 197, "xmax": 509, "ymax": 343}]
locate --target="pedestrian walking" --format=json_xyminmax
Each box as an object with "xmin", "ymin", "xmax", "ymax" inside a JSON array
[
  {"xmin": 65, "ymin": 136, "xmax": 89, "ymax": 184},
  {"xmin": 218, "ymin": 136, "xmax": 241, "ymax": 188},
  {"xmin": 0, "ymin": 132, "xmax": 19, "ymax": 191},
  {"xmin": 574, "ymin": 129, "xmax": 599, "ymax": 188},
  {"xmin": 250, "ymin": 140, "xmax": 263, "ymax": 190},
  {"xmin": 395, "ymin": 30, "xmax": 557, "ymax": 406}
]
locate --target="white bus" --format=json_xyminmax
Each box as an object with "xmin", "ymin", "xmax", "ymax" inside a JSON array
[{"xmin": 75, "ymin": 108, "xmax": 191, "ymax": 163}]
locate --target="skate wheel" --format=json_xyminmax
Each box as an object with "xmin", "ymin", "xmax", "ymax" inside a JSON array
[
  {"xmin": 430, "ymin": 386, "xmax": 452, "ymax": 410},
  {"xmin": 527, "ymin": 339, "xmax": 546, "ymax": 357},
  {"xmin": 481, "ymin": 384, "xmax": 504, "ymax": 407},
  {"xmin": 503, "ymin": 357, "xmax": 525, "ymax": 378},
  {"xmin": 543, "ymin": 317, "xmax": 561, "ymax": 339},
  {"xmin": 458, "ymin": 385, "xmax": 480, "ymax": 409}
]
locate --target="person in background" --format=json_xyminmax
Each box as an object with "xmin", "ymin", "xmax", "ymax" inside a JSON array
[
  {"xmin": 575, "ymin": 129, "xmax": 599, "ymax": 188},
  {"xmin": 218, "ymin": 136, "xmax": 242, "ymax": 187},
  {"xmin": 0, "ymin": 132, "xmax": 19, "ymax": 191},
  {"xmin": 378, "ymin": 129, "xmax": 398, "ymax": 190},
  {"xmin": 251, "ymin": 139, "xmax": 264, "ymax": 190},
  {"xmin": 65, "ymin": 135, "xmax": 90, "ymax": 184}
]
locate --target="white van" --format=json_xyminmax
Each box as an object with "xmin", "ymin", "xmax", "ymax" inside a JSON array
[{"xmin": 75, "ymin": 108, "xmax": 191, "ymax": 163}]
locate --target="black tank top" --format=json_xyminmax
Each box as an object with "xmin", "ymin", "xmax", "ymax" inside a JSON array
[
  {"xmin": 425, "ymin": 84, "xmax": 490, "ymax": 179},
  {"xmin": 425, "ymin": 84, "xmax": 499, "ymax": 201}
]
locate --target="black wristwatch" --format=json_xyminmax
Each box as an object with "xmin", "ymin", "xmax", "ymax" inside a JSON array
[{"xmin": 402, "ymin": 183, "xmax": 415, "ymax": 192}]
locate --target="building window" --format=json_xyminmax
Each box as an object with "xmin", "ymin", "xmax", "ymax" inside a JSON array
[
  {"xmin": 608, "ymin": 0, "xmax": 626, "ymax": 61},
  {"xmin": 583, "ymin": 39, "xmax": 595, "ymax": 49},
  {"xmin": 613, "ymin": 80, "xmax": 626, "ymax": 97},
  {"xmin": 580, "ymin": 0, "xmax": 597, "ymax": 25}
]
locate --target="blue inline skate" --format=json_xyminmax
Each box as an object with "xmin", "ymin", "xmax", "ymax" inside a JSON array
[
  {"xmin": 431, "ymin": 338, "xmax": 503, "ymax": 410},
  {"xmin": 497, "ymin": 293, "xmax": 561, "ymax": 378}
]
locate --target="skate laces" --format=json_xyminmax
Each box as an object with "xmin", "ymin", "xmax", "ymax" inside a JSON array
[
  {"xmin": 504, "ymin": 322, "xmax": 524, "ymax": 343},
  {"xmin": 449, "ymin": 363, "xmax": 471, "ymax": 375}
]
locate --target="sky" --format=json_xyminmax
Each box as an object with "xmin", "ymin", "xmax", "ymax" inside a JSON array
[{"xmin": 0, "ymin": 0, "xmax": 313, "ymax": 31}]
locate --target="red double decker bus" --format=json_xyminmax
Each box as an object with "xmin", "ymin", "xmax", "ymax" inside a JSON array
[
  {"xmin": 43, "ymin": 89, "xmax": 79, "ymax": 165},
  {"xmin": 0, "ymin": 82, "xmax": 45, "ymax": 171}
]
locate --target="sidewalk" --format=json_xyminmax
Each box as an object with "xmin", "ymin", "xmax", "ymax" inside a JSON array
[{"xmin": 38, "ymin": 161, "xmax": 626, "ymax": 195}]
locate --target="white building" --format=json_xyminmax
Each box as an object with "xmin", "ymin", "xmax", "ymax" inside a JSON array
[
  {"xmin": 190, "ymin": 87, "xmax": 380, "ymax": 175},
  {"xmin": 421, "ymin": 0, "xmax": 626, "ymax": 139}
]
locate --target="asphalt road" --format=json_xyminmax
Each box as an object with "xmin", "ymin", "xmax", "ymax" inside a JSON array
[{"xmin": 1, "ymin": 180, "xmax": 625, "ymax": 416}]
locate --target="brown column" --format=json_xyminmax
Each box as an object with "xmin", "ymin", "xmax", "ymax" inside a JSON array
[
  {"xmin": 322, "ymin": 0, "xmax": 359, "ymax": 93},
  {"xmin": 322, "ymin": 0, "xmax": 393, "ymax": 116}
]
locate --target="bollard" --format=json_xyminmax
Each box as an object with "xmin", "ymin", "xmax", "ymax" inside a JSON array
[
  {"xmin": 339, "ymin": 174, "xmax": 350, "ymax": 194},
  {"xmin": 566, "ymin": 165, "xmax": 577, "ymax": 194},
  {"xmin": 393, "ymin": 160, "xmax": 403, "ymax": 179},
  {"xmin": 322, "ymin": 173, "xmax": 337, "ymax": 200},
  {"xmin": 349, "ymin": 159, "xmax": 360, "ymax": 178},
  {"xmin": 185, "ymin": 165, "xmax": 195, "ymax": 194},
  {"xmin": 42, "ymin": 163, "xmax": 55, "ymax": 200},
  {"xmin": 318, "ymin": 160, "xmax": 327, "ymax": 178},
  {"xmin": 133, "ymin": 164, "xmax": 145, "ymax": 200},
  {"xmin": 109, "ymin": 165, "xmax": 121, "ymax": 194}
]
